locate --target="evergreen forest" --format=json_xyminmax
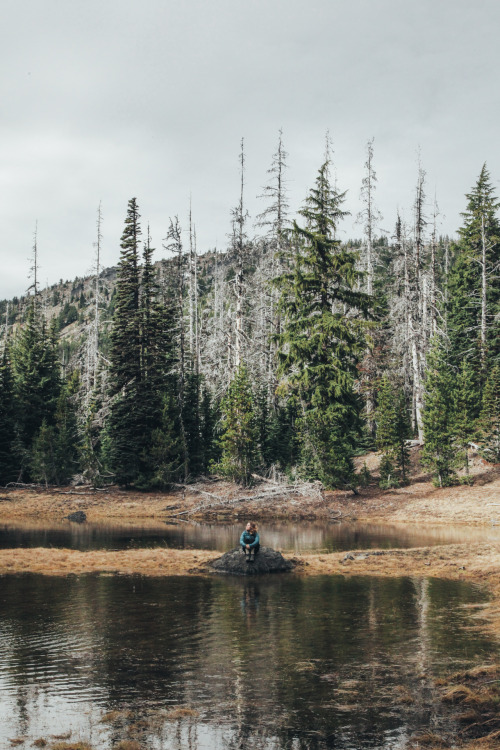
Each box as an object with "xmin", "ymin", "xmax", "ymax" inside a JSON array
[{"xmin": 1, "ymin": 136, "xmax": 499, "ymax": 491}]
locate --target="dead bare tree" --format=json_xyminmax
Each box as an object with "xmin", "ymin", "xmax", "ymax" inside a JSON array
[{"xmin": 230, "ymin": 138, "xmax": 249, "ymax": 371}]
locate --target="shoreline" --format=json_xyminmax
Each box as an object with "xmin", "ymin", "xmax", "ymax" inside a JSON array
[{"xmin": 1, "ymin": 461, "xmax": 500, "ymax": 525}]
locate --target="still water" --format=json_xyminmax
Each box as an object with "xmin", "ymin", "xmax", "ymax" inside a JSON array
[
  {"xmin": 0, "ymin": 572, "xmax": 496, "ymax": 749},
  {"xmin": 1, "ymin": 519, "xmax": 500, "ymax": 552}
]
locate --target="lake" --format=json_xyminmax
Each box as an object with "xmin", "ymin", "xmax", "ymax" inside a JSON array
[
  {"xmin": 0, "ymin": 571, "xmax": 496, "ymax": 749},
  {"xmin": 1, "ymin": 518, "xmax": 499, "ymax": 552}
]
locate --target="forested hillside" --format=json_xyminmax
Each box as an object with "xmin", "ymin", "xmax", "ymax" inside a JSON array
[{"xmin": 1, "ymin": 137, "xmax": 499, "ymax": 491}]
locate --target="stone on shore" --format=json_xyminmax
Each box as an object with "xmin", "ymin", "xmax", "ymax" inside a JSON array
[
  {"xmin": 210, "ymin": 546, "xmax": 293, "ymax": 576},
  {"xmin": 65, "ymin": 510, "xmax": 87, "ymax": 523}
]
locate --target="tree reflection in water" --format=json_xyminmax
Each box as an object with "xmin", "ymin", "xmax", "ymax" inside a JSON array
[{"xmin": 0, "ymin": 573, "xmax": 495, "ymax": 749}]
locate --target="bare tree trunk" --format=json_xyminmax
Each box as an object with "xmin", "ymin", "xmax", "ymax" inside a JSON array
[
  {"xmin": 166, "ymin": 217, "xmax": 189, "ymax": 480},
  {"xmin": 28, "ymin": 221, "xmax": 39, "ymax": 297},
  {"xmin": 430, "ymin": 198, "xmax": 439, "ymax": 337},
  {"xmin": 233, "ymin": 138, "xmax": 247, "ymax": 370},
  {"xmin": 193, "ymin": 227, "xmax": 200, "ymax": 373},
  {"xmin": 93, "ymin": 201, "xmax": 102, "ymax": 389},
  {"xmin": 481, "ymin": 213, "xmax": 488, "ymax": 364}
]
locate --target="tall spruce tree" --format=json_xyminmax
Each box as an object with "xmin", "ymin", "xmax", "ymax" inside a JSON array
[
  {"xmin": 214, "ymin": 364, "xmax": 260, "ymax": 486},
  {"xmin": 453, "ymin": 359, "xmax": 479, "ymax": 476},
  {"xmin": 12, "ymin": 299, "xmax": 61, "ymax": 478},
  {"xmin": 422, "ymin": 339, "xmax": 456, "ymax": 486},
  {"xmin": 0, "ymin": 344, "xmax": 18, "ymax": 484},
  {"xmin": 273, "ymin": 152, "xmax": 371, "ymax": 488},
  {"xmin": 479, "ymin": 364, "xmax": 500, "ymax": 462},
  {"xmin": 107, "ymin": 198, "xmax": 142, "ymax": 484},
  {"xmin": 375, "ymin": 375, "xmax": 410, "ymax": 486},
  {"xmin": 447, "ymin": 165, "xmax": 500, "ymax": 372}
]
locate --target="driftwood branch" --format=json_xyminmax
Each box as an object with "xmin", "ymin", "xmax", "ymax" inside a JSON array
[{"xmin": 165, "ymin": 478, "xmax": 324, "ymax": 517}]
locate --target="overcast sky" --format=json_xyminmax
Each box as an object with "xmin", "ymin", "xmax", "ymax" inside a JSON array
[{"xmin": 1, "ymin": 0, "xmax": 499, "ymax": 299}]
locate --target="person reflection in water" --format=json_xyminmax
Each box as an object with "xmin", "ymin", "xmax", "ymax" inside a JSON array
[
  {"xmin": 240, "ymin": 521, "xmax": 260, "ymax": 562},
  {"xmin": 241, "ymin": 581, "xmax": 260, "ymax": 624}
]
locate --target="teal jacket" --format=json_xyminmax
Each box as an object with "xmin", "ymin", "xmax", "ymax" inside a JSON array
[{"xmin": 240, "ymin": 530, "xmax": 260, "ymax": 548}]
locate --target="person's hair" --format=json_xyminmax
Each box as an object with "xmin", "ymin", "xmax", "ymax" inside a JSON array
[{"xmin": 247, "ymin": 522, "xmax": 258, "ymax": 532}]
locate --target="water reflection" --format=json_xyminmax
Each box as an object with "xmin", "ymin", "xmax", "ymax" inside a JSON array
[
  {"xmin": 2, "ymin": 519, "xmax": 500, "ymax": 552},
  {"xmin": 0, "ymin": 573, "xmax": 496, "ymax": 748}
]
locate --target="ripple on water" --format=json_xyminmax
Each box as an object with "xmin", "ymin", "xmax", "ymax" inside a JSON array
[{"xmin": 0, "ymin": 573, "xmax": 496, "ymax": 749}]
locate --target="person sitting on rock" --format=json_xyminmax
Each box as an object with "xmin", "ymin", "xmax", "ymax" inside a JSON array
[{"xmin": 240, "ymin": 522, "xmax": 260, "ymax": 562}]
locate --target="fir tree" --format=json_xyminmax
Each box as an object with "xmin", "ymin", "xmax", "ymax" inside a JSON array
[
  {"xmin": 109, "ymin": 198, "xmax": 141, "ymax": 394},
  {"xmin": 200, "ymin": 387, "xmax": 219, "ymax": 474},
  {"xmin": 12, "ymin": 299, "xmax": 61, "ymax": 477},
  {"xmin": 453, "ymin": 359, "xmax": 480, "ymax": 475},
  {"xmin": 393, "ymin": 390, "xmax": 411, "ymax": 482},
  {"xmin": 183, "ymin": 371, "xmax": 203, "ymax": 478},
  {"xmin": 273, "ymin": 150, "xmax": 371, "ymax": 488},
  {"xmin": 0, "ymin": 344, "xmax": 18, "ymax": 484},
  {"xmin": 30, "ymin": 419, "xmax": 56, "ymax": 486},
  {"xmin": 214, "ymin": 365, "xmax": 260, "ymax": 486},
  {"xmin": 107, "ymin": 198, "xmax": 143, "ymax": 485},
  {"xmin": 447, "ymin": 165, "xmax": 500, "ymax": 371},
  {"xmin": 479, "ymin": 364, "xmax": 500, "ymax": 462},
  {"xmin": 52, "ymin": 374, "xmax": 80, "ymax": 483},
  {"xmin": 148, "ymin": 393, "xmax": 183, "ymax": 489},
  {"xmin": 422, "ymin": 339, "xmax": 456, "ymax": 486},
  {"xmin": 375, "ymin": 376, "xmax": 397, "ymax": 487},
  {"xmin": 375, "ymin": 376, "xmax": 411, "ymax": 486}
]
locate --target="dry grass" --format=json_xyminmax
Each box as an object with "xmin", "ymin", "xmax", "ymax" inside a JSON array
[
  {"xmin": 165, "ymin": 707, "xmax": 200, "ymax": 720},
  {"xmin": 32, "ymin": 741, "xmax": 47, "ymax": 748},
  {"xmin": 0, "ymin": 547, "xmax": 219, "ymax": 576},
  {"xmin": 113, "ymin": 742, "xmax": 142, "ymax": 750},
  {"xmin": 99, "ymin": 711, "xmax": 131, "ymax": 724},
  {"xmin": 50, "ymin": 744, "xmax": 93, "ymax": 750},
  {"xmin": 410, "ymin": 732, "xmax": 449, "ymax": 748}
]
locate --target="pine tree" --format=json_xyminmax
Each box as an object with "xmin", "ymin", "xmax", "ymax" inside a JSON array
[
  {"xmin": 0, "ymin": 344, "xmax": 18, "ymax": 484},
  {"xmin": 200, "ymin": 387, "xmax": 219, "ymax": 474},
  {"xmin": 183, "ymin": 371, "xmax": 203, "ymax": 478},
  {"xmin": 273, "ymin": 150, "xmax": 371, "ymax": 488},
  {"xmin": 479, "ymin": 365, "xmax": 500, "ymax": 462},
  {"xmin": 375, "ymin": 376, "xmax": 397, "ymax": 487},
  {"xmin": 148, "ymin": 393, "xmax": 183, "ymax": 489},
  {"xmin": 375, "ymin": 376, "xmax": 411, "ymax": 487},
  {"xmin": 53, "ymin": 373, "xmax": 80, "ymax": 483},
  {"xmin": 422, "ymin": 339, "xmax": 456, "ymax": 486},
  {"xmin": 214, "ymin": 365, "xmax": 260, "ymax": 486},
  {"xmin": 109, "ymin": 197, "xmax": 141, "ymax": 395},
  {"xmin": 453, "ymin": 359, "xmax": 480, "ymax": 476},
  {"xmin": 447, "ymin": 165, "xmax": 500, "ymax": 371},
  {"xmin": 393, "ymin": 390, "xmax": 411, "ymax": 482},
  {"xmin": 12, "ymin": 299, "xmax": 61, "ymax": 478},
  {"xmin": 107, "ymin": 198, "xmax": 143, "ymax": 485},
  {"xmin": 31, "ymin": 419, "xmax": 56, "ymax": 486}
]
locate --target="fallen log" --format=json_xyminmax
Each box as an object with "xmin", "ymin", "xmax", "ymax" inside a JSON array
[{"xmin": 165, "ymin": 479, "xmax": 324, "ymax": 517}]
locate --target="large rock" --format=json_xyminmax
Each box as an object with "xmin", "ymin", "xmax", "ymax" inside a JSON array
[{"xmin": 210, "ymin": 546, "xmax": 293, "ymax": 576}]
